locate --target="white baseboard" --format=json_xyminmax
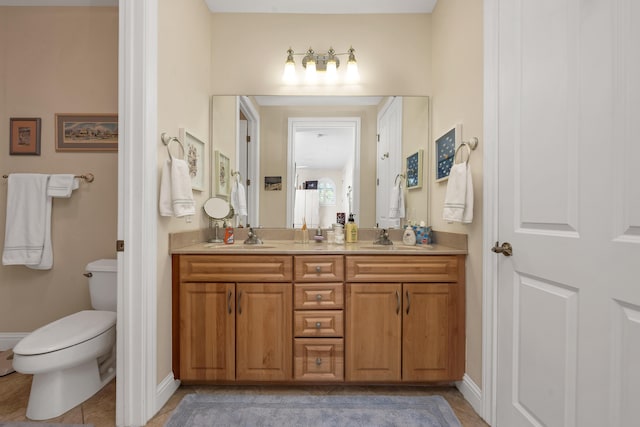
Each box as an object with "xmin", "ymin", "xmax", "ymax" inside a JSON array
[
  {"xmin": 155, "ymin": 372, "xmax": 180, "ymax": 416},
  {"xmin": 0, "ymin": 333, "xmax": 28, "ymax": 351},
  {"xmin": 456, "ymin": 374, "xmax": 484, "ymax": 420}
]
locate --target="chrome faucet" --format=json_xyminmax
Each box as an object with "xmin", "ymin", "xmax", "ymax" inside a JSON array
[
  {"xmin": 374, "ymin": 228, "xmax": 393, "ymax": 245},
  {"xmin": 243, "ymin": 227, "xmax": 263, "ymax": 245}
]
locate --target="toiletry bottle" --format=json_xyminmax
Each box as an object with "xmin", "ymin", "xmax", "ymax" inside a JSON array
[
  {"xmin": 224, "ymin": 225, "xmax": 234, "ymax": 244},
  {"xmin": 301, "ymin": 219, "xmax": 309, "ymax": 243},
  {"xmin": 345, "ymin": 214, "xmax": 358, "ymax": 243},
  {"xmin": 402, "ymin": 227, "xmax": 416, "ymax": 246}
]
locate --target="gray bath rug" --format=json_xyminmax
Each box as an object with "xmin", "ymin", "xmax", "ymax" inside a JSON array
[{"xmin": 164, "ymin": 394, "xmax": 462, "ymax": 427}]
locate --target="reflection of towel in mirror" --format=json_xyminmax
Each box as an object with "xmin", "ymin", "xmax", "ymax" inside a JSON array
[
  {"xmin": 2, "ymin": 174, "xmax": 53, "ymax": 269},
  {"xmin": 389, "ymin": 183, "xmax": 405, "ymax": 219},
  {"xmin": 159, "ymin": 158, "xmax": 195, "ymax": 217},
  {"xmin": 443, "ymin": 162, "xmax": 473, "ymax": 223},
  {"xmin": 231, "ymin": 179, "xmax": 247, "ymax": 217}
]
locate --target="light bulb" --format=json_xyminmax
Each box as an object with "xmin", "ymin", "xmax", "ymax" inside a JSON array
[
  {"xmin": 305, "ymin": 60, "xmax": 317, "ymax": 83},
  {"xmin": 346, "ymin": 47, "xmax": 360, "ymax": 83},
  {"xmin": 325, "ymin": 59, "xmax": 338, "ymax": 83},
  {"xmin": 283, "ymin": 60, "xmax": 297, "ymax": 83}
]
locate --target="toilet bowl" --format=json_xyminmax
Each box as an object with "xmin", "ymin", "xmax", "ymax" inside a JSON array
[{"xmin": 12, "ymin": 259, "xmax": 117, "ymax": 421}]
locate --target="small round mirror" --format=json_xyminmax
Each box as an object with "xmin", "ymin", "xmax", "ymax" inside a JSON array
[{"xmin": 203, "ymin": 197, "xmax": 232, "ymax": 220}]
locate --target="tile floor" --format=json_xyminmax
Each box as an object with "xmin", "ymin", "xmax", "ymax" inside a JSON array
[{"xmin": 0, "ymin": 373, "xmax": 489, "ymax": 426}]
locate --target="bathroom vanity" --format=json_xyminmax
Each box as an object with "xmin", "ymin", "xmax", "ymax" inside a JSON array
[{"xmin": 171, "ymin": 234, "xmax": 466, "ymax": 385}]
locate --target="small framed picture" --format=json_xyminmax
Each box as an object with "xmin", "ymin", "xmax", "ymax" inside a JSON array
[
  {"xmin": 214, "ymin": 150, "xmax": 230, "ymax": 197},
  {"xmin": 265, "ymin": 176, "xmax": 282, "ymax": 191},
  {"xmin": 406, "ymin": 149, "xmax": 423, "ymax": 189},
  {"xmin": 180, "ymin": 128, "xmax": 205, "ymax": 192},
  {"xmin": 435, "ymin": 124, "xmax": 461, "ymax": 182},
  {"xmin": 10, "ymin": 118, "xmax": 41, "ymax": 155},
  {"xmin": 55, "ymin": 113, "xmax": 118, "ymax": 152}
]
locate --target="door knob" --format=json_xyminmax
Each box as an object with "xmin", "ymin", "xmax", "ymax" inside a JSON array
[{"xmin": 491, "ymin": 241, "xmax": 513, "ymax": 257}]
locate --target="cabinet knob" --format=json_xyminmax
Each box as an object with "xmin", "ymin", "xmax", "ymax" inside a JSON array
[
  {"xmin": 316, "ymin": 294, "xmax": 323, "ymax": 301},
  {"xmin": 315, "ymin": 266, "xmax": 322, "ymax": 273},
  {"xmin": 315, "ymin": 357, "xmax": 322, "ymax": 366},
  {"xmin": 315, "ymin": 321, "xmax": 322, "ymax": 329}
]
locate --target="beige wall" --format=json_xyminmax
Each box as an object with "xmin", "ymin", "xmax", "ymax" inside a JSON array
[
  {"xmin": 431, "ymin": 0, "xmax": 484, "ymax": 386},
  {"xmin": 258, "ymin": 104, "xmax": 378, "ymax": 227},
  {"xmin": 402, "ymin": 97, "xmax": 431, "ymax": 225},
  {"xmin": 210, "ymin": 14, "xmax": 432, "ymax": 96},
  {"xmin": 0, "ymin": 7, "xmax": 118, "ymax": 333},
  {"xmin": 157, "ymin": 0, "xmax": 212, "ymax": 381}
]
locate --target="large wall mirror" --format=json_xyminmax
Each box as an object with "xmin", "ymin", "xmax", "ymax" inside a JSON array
[{"xmin": 210, "ymin": 95, "xmax": 430, "ymax": 229}]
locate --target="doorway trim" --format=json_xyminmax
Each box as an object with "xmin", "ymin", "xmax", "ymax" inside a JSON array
[
  {"xmin": 286, "ymin": 117, "xmax": 361, "ymax": 228},
  {"xmin": 481, "ymin": 0, "xmax": 499, "ymax": 424}
]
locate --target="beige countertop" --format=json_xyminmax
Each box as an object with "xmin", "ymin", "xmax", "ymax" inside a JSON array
[{"xmin": 171, "ymin": 239, "xmax": 467, "ymax": 255}]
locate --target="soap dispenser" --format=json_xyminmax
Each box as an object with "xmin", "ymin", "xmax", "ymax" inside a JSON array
[
  {"xmin": 345, "ymin": 214, "xmax": 358, "ymax": 243},
  {"xmin": 402, "ymin": 226, "xmax": 416, "ymax": 246}
]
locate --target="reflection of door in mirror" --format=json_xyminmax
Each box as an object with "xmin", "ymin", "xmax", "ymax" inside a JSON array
[
  {"xmin": 236, "ymin": 96, "xmax": 260, "ymax": 227},
  {"xmin": 287, "ymin": 118, "xmax": 360, "ymax": 228},
  {"xmin": 376, "ymin": 97, "xmax": 403, "ymax": 229}
]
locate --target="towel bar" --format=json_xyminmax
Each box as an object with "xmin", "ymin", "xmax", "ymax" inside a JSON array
[{"xmin": 3, "ymin": 173, "xmax": 94, "ymax": 183}]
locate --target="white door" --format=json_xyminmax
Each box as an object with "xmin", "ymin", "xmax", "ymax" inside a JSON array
[
  {"xmin": 495, "ymin": 1, "xmax": 640, "ymax": 426},
  {"xmin": 376, "ymin": 97, "xmax": 403, "ymax": 229}
]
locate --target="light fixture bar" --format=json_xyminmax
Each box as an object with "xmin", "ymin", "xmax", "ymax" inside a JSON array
[{"xmin": 283, "ymin": 46, "xmax": 359, "ymax": 84}]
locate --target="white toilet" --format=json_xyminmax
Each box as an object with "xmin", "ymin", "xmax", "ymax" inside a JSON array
[{"xmin": 12, "ymin": 259, "xmax": 117, "ymax": 421}]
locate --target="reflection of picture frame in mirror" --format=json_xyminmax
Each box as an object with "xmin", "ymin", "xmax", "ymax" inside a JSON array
[
  {"xmin": 10, "ymin": 117, "xmax": 41, "ymax": 155},
  {"xmin": 180, "ymin": 128, "xmax": 205, "ymax": 192},
  {"xmin": 214, "ymin": 150, "xmax": 230, "ymax": 198},
  {"xmin": 406, "ymin": 149, "xmax": 423, "ymax": 189}
]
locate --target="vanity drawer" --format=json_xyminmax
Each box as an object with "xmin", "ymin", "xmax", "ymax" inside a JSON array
[
  {"xmin": 179, "ymin": 255, "xmax": 293, "ymax": 282},
  {"xmin": 294, "ymin": 310, "xmax": 344, "ymax": 337},
  {"xmin": 345, "ymin": 255, "xmax": 459, "ymax": 283},
  {"xmin": 294, "ymin": 338, "xmax": 344, "ymax": 381},
  {"xmin": 294, "ymin": 283, "xmax": 344, "ymax": 309},
  {"xmin": 294, "ymin": 255, "xmax": 344, "ymax": 282}
]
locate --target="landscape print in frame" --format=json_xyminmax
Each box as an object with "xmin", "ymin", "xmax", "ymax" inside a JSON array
[{"xmin": 55, "ymin": 113, "xmax": 118, "ymax": 152}]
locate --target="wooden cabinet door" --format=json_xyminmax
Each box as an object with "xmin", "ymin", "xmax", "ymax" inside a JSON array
[
  {"xmin": 235, "ymin": 283, "xmax": 293, "ymax": 381},
  {"xmin": 402, "ymin": 283, "xmax": 464, "ymax": 381},
  {"xmin": 346, "ymin": 283, "xmax": 402, "ymax": 381},
  {"xmin": 179, "ymin": 282, "xmax": 235, "ymax": 381}
]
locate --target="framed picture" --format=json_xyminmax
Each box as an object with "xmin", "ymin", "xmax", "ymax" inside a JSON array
[
  {"xmin": 10, "ymin": 117, "xmax": 41, "ymax": 155},
  {"xmin": 55, "ymin": 113, "xmax": 118, "ymax": 152},
  {"xmin": 265, "ymin": 176, "xmax": 282, "ymax": 191},
  {"xmin": 214, "ymin": 150, "xmax": 230, "ymax": 197},
  {"xmin": 435, "ymin": 124, "xmax": 461, "ymax": 182},
  {"xmin": 406, "ymin": 149, "xmax": 423, "ymax": 189},
  {"xmin": 179, "ymin": 128, "xmax": 205, "ymax": 192}
]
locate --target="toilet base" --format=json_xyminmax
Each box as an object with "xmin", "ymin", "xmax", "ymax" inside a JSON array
[{"xmin": 26, "ymin": 353, "xmax": 115, "ymax": 420}]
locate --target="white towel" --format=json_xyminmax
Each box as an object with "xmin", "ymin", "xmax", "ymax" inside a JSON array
[
  {"xmin": 159, "ymin": 158, "xmax": 195, "ymax": 217},
  {"xmin": 443, "ymin": 162, "xmax": 474, "ymax": 223},
  {"xmin": 231, "ymin": 179, "xmax": 248, "ymax": 217},
  {"xmin": 2, "ymin": 174, "xmax": 53, "ymax": 269},
  {"xmin": 47, "ymin": 174, "xmax": 79, "ymax": 198},
  {"xmin": 389, "ymin": 183, "xmax": 405, "ymax": 219}
]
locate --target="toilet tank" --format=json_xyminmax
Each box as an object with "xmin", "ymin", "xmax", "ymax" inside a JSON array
[{"xmin": 86, "ymin": 259, "xmax": 117, "ymax": 311}]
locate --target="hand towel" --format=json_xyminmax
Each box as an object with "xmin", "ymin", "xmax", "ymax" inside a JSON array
[
  {"xmin": 231, "ymin": 179, "xmax": 248, "ymax": 217},
  {"xmin": 2, "ymin": 174, "xmax": 53, "ymax": 269},
  {"xmin": 47, "ymin": 174, "xmax": 79, "ymax": 198},
  {"xmin": 443, "ymin": 162, "xmax": 474, "ymax": 223},
  {"xmin": 159, "ymin": 158, "xmax": 195, "ymax": 217},
  {"xmin": 389, "ymin": 183, "xmax": 405, "ymax": 218}
]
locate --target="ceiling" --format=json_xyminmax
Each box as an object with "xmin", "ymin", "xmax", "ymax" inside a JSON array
[{"xmin": 205, "ymin": 0, "xmax": 437, "ymax": 14}]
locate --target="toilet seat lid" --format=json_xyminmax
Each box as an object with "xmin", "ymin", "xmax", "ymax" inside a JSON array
[{"xmin": 14, "ymin": 310, "xmax": 116, "ymax": 356}]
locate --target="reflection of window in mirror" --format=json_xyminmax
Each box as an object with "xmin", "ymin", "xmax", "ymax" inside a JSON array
[{"xmin": 319, "ymin": 178, "xmax": 336, "ymax": 206}]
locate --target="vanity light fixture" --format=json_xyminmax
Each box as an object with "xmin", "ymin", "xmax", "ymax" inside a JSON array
[{"xmin": 283, "ymin": 46, "xmax": 360, "ymax": 84}]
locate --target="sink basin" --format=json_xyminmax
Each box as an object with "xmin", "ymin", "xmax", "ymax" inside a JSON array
[{"xmin": 204, "ymin": 244, "xmax": 276, "ymax": 249}]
